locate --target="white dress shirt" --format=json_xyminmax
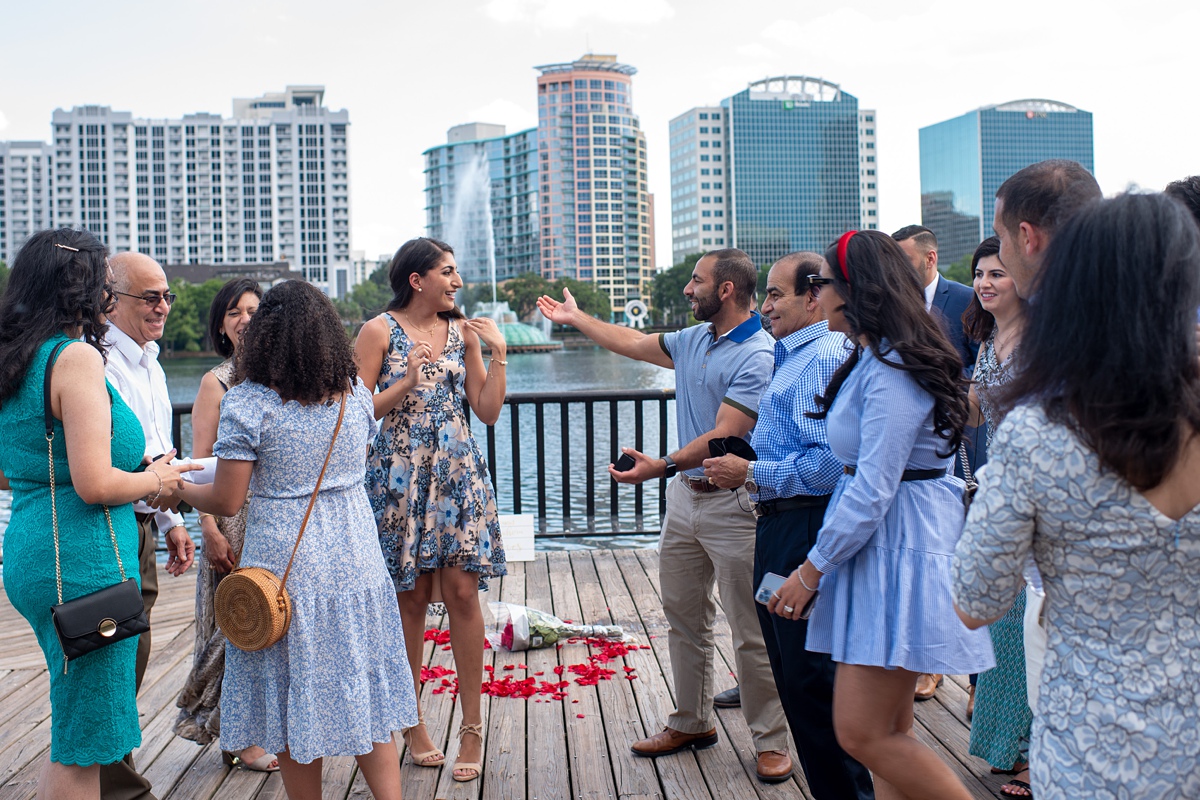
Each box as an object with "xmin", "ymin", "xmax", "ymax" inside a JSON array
[
  {"xmin": 924, "ymin": 275, "xmax": 938, "ymax": 311},
  {"xmin": 102, "ymin": 325, "xmax": 185, "ymax": 532}
]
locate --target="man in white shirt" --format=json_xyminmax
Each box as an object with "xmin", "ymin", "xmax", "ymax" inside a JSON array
[{"xmin": 100, "ymin": 251, "xmax": 195, "ymax": 800}]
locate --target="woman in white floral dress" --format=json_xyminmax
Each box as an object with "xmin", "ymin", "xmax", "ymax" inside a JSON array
[{"xmin": 953, "ymin": 193, "xmax": 1200, "ymax": 799}]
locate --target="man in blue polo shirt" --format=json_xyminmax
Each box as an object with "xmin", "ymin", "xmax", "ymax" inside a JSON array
[
  {"xmin": 704, "ymin": 252, "xmax": 874, "ymax": 799},
  {"xmin": 537, "ymin": 249, "xmax": 792, "ymax": 783}
]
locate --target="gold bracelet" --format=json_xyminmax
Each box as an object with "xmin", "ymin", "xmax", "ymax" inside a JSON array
[
  {"xmin": 491, "ymin": 359, "xmax": 509, "ymax": 366},
  {"xmin": 197, "ymin": 512, "xmax": 215, "ymax": 521}
]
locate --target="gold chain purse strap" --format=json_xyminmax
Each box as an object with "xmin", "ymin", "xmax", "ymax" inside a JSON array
[{"xmin": 44, "ymin": 340, "xmax": 129, "ymax": 672}]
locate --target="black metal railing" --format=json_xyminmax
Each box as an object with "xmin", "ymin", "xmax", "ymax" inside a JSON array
[{"xmin": 171, "ymin": 388, "xmax": 676, "ymax": 539}]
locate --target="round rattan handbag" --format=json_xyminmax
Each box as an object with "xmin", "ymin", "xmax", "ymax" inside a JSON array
[{"xmin": 214, "ymin": 393, "xmax": 345, "ymax": 651}]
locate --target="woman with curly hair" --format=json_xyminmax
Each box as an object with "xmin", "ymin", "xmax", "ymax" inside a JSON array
[
  {"xmin": 768, "ymin": 229, "xmax": 993, "ymax": 800},
  {"xmin": 179, "ymin": 280, "xmax": 416, "ymax": 800},
  {"xmin": 173, "ymin": 278, "xmax": 278, "ymax": 773},
  {"xmin": 954, "ymin": 193, "xmax": 1200, "ymax": 799},
  {"xmin": 354, "ymin": 237, "xmax": 507, "ymax": 782},
  {"xmin": 0, "ymin": 229, "xmax": 195, "ymax": 799}
]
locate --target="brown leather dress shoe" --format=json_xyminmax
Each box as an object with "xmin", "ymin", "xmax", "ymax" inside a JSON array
[
  {"xmin": 630, "ymin": 726, "xmax": 718, "ymax": 757},
  {"xmin": 914, "ymin": 673, "xmax": 944, "ymax": 701},
  {"xmin": 756, "ymin": 749, "xmax": 793, "ymax": 783}
]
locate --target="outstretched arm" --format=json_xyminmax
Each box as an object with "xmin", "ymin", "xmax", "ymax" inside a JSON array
[{"xmin": 537, "ymin": 288, "xmax": 673, "ymax": 369}]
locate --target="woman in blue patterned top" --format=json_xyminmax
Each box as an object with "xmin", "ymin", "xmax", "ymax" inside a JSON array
[
  {"xmin": 954, "ymin": 193, "xmax": 1200, "ymax": 799},
  {"xmin": 769, "ymin": 229, "xmax": 994, "ymax": 800},
  {"xmin": 180, "ymin": 281, "xmax": 416, "ymax": 800}
]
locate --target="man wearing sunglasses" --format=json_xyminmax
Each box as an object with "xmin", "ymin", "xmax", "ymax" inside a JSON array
[
  {"xmin": 703, "ymin": 252, "xmax": 874, "ymax": 800},
  {"xmin": 99, "ymin": 251, "xmax": 194, "ymax": 800}
]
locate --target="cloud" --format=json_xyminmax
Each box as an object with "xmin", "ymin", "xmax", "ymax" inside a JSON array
[
  {"xmin": 466, "ymin": 98, "xmax": 538, "ymax": 132},
  {"xmin": 484, "ymin": 0, "xmax": 674, "ymax": 28},
  {"xmin": 735, "ymin": 42, "xmax": 774, "ymax": 59},
  {"xmin": 0, "ymin": 110, "xmax": 7, "ymax": 132}
]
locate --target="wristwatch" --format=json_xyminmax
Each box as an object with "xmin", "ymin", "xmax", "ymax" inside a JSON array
[
  {"xmin": 743, "ymin": 461, "xmax": 758, "ymax": 494},
  {"xmin": 661, "ymin": 455, "xmax": 679, "ymax": 479}
]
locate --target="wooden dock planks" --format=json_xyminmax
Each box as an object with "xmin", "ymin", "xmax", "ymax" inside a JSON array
[{"xmin": 0, "ymin": 550, "xmax": 1002, "ymax": 799}]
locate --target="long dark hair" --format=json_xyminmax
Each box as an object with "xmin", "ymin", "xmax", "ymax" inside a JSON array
[
  {"xmin": 235, "ymin": 280, "xmax": 356, "ymax": 404},
  {"xmin": 961, "ymin": 237, "xmax": 1006, "ymax": 343},
  {"xmin": 809, "ymin": 230, "xmax": 969, "ymax": 455},
  {"xmin": 0, "ymin": 228, "xmax": 114, "ymax": 405},
  {"xmin": 385, "ymin": 237, "xmax": 465, "ymax": 319},
  {"xmin": 207, "ymin": 278, "xmax": 263, "ymax": 358},
  {"xmin": 999, "ymin": 192, "xmax": 1200, "ymax": 490}
]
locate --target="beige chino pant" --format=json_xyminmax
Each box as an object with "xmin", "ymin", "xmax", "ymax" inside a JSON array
[{"xmin": 659, "ymin": 477, "xmax": 789, "ymax": 752}]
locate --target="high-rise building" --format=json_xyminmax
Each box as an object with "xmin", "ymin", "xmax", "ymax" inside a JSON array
[
  {"xmin": 535, "ymin": 54, "xmax": 653, "ymax": 320},
  {"xmin": 424, "ymin": 122, "xmax": 539, "ymax": 286},
  {"xmin": 670, "ymin": 77, "xmax": 871, "ymax": 268},
  {"xmin": 919, "ymin": 98, "xmax": 1095, "ymax": 264},
  {"xmin": 42, "ymin": 86, "xmax": 353, "ymax": 296},
  {"xmin": 0, "ymin": 141, "xmax": 55, "ymax": 263}
]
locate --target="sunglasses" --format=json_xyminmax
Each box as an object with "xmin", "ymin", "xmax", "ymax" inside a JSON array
[{"xmin": 114, "ymin": 290, "xmax": 177, "ymax": 307}]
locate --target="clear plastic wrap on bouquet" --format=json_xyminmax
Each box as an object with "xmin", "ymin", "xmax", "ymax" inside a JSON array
[{"xmin": 486, "ymin": 602, "xmax": 626, "ymax": 651}]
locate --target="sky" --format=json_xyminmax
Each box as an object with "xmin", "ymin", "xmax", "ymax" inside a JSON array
[{"xmin": 2, "ymin": 0, "xmax": 1197, "ymax": 268}]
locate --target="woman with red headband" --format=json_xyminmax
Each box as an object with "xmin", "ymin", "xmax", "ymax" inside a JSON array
[{"xmin": 768, "ymin": 229, "xmax": 993, "ymax": 799}]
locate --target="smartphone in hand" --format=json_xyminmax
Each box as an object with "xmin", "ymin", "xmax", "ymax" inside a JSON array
[
  {"xmin": 614, "ymin": 452, "xmax": 636, "ymax": 472},
  {"xmin": 755, "ymin": 572, "xmax": 787, "ymax": 605}
]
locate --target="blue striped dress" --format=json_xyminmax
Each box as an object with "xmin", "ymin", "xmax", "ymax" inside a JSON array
[{"xmin": 805, "ymin": 346, "xmax": 994, "ymax": 675}]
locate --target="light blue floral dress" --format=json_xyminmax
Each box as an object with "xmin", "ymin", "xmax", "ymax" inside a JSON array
[
  {"xmin": 366, "ymin": 314, "xmax": 505, "ymax": 592},
  {"xmin": 213, "ymin": 379, "xmax": 417, "ymax": 764},
  {"xmin": 954, "ymin": 404, "xmax": 1200, "ymax": 799}
]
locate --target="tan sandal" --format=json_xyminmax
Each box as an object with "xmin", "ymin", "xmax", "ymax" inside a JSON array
[
  {"xmin": 402, "ymin": 713, "xmax": 445, "ymax": 768},
  {"xmin": 452, "ymin": 722, "xmax": 484, "ymax": 782},
  {"xmin": 222, "ymin": 748, "xmax": 280, "ymax": 772}
]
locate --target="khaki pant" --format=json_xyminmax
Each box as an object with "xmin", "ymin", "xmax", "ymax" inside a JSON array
[
  {"xmin": 100, "ymin": 513, "xmax": 158, "ymax": 800},
  {"xmin": 659, "ymin": 477, "xmax": 788, "ymax": 752}
]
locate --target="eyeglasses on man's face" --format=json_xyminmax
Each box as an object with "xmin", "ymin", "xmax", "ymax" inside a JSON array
[{"xmin": 114, "ymin": 290, "xmax": 177, "ymax": 307}]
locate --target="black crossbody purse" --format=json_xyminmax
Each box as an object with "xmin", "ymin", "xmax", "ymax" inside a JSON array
[{"xmin": 43, "ymin": 340, "xmax": 149, "ymax": 675}]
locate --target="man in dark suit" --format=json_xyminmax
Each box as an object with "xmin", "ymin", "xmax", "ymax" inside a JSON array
[
  {"xmin": 891, "ymin": 224, "xmax": 978, "ymax": 704},
  {"xmin": 892, "ymin": 225, "xmax": 977, "ymax": 373}
]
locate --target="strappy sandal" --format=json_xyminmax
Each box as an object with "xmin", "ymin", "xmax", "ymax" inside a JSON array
[
  {"xmin": 453, "ymin": 722, "xmax": 484, "ymax": 783},
  {"xmin": 222, "ymin": 749, "xmax": 280, "ymax": 772},
  {"xmin": 1000, "ymin": 769, "xmax": 1034, "ymax": 798},
  {"xmin": 402, "ymin": 713, "xmax": 445, "ymax": 767}
]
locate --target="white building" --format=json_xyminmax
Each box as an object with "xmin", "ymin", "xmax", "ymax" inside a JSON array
[
  {"xmin": 44, "ymin": 86, "xmax": 353, "ymax": 297},
  {"xmin": 859, "ymin": 109, "xmax": 879, "ymax": 231},
  {"xmin": 667, "ymin": 106, "xmax": 725, "ymax": 265},
  {"xmin": 0, "ymin": 141, "xmax": 55, "ymax": 263}
]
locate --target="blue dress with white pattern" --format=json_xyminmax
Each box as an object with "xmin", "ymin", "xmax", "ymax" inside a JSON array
[
  {"xmin": 954, "ymin": 404, "xmax": 1200, "ymax": 799},
  {"xmin": 805, "ymin": 346, "xmax": 994, "ymax": 675},
  {"xmin": 213, "ymin": 379, "xmax": 417, "ymax": 764}
]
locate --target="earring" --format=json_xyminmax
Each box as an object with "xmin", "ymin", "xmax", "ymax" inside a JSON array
[{"xmin": 417, "ymin": 287, "xmax": 423, "ymax": 293}]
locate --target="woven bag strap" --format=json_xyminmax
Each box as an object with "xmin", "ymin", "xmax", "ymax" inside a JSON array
[{"xmin": 275, "ymin": 390, "xmax": 347, "ymax": 598}]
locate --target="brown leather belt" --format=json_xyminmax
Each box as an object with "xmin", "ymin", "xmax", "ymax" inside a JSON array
[{"xmin": 681, "ymin": 474, "xmax": 723, "ymax": 494}]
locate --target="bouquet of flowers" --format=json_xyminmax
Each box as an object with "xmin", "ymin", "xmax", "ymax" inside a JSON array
[{"xmin": 486, "ymin": 602, "xmax": 626, "ymax": 651}]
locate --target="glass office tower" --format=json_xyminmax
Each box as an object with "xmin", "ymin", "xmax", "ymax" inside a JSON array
[
  {"xmin": 920, "ymin": 99, "xmax": 1094, "ymax": 264},
  {"xmin": 723, "ymin": 77, "xmax": 862, "ymax": 266}
]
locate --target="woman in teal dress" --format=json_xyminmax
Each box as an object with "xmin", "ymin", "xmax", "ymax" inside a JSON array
[{"xmin": 0, "ymin": 229, "xmax": 195, "ymax": 799}]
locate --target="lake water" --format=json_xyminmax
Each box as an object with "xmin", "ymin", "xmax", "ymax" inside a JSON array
[{"xmin": 1, "ymin": 346, "xmax": 678, "ymax": 556}]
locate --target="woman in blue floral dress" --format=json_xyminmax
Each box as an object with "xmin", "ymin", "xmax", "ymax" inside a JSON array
[
  {"xmin": 355, "ymin": 237, "xmax": 507, "ymax": 783},
  {"xmin": 954, "ymin": 193, "xmax": 1200, "ymax": 799},
  {"xmin": 180, "ymin": 281, "xmax": 416, "ymax": 800}
]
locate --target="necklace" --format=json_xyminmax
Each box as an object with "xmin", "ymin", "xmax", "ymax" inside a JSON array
[
  {"xmin": 404, "ymin": 311, "xmax": 442, "ymax": 336},
  {"xmin": 993, "ymin": 325, "xmax": 1021, "ymax": 362}
]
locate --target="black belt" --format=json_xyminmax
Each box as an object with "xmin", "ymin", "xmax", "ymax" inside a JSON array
[
  {"xmin": 843, "ymin": 466, "xmax": 946, "ymax": 481},
  {"xmin": 754, "ymin": 494, "xmax": 831, "ymax": 518}
]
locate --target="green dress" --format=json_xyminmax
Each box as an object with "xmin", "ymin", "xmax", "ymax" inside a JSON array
[{"xmin": 0, "ymin": 335, "xmax": 145, "ymax": 765}]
